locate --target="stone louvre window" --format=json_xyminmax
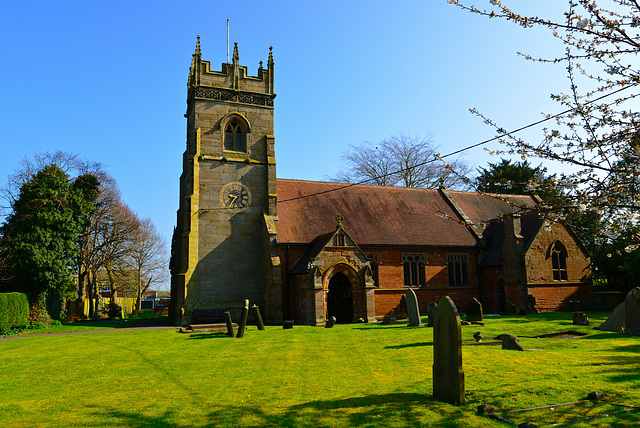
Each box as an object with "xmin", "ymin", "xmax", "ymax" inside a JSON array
[
  {"xmin": 224, "ymin": 119, "xmax": 246, "ymax": 152},
  {"xmin": 448, "ymin": 253, "xmax": 469, "ymax": 286},
  {"xmin": 551, "ymin": 241, "xmax": 568, "ymax": 281},
  {"xmin": 403, "ymin": 253, "xmax": 426, "ymax": 287}
]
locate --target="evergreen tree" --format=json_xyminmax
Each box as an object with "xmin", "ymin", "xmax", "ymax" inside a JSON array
[{"xmin": 0, "ymin": 165, "xmax": 97, "ymax": 318}]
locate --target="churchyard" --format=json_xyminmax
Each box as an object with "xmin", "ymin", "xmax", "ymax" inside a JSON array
[{"xmin": 1, "ymin": 311, "xmax": 639, "ymax": 427}]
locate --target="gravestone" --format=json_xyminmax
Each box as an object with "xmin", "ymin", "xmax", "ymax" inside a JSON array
[
  {"xmin": 625, "ymin": 287, "xmax": 640, "ymax": 336},
  {"xmin": 569, "ymin": 299, "xmax": 582, "ymax": 312},
  {"xmin": 236, "ymin": 299, "xmax": 249, "ymax": 338},
  {"xmin": 427, "ymin": 302, "xmax": 438, "ymax": 327},
  {"xmin": 595, "ymin": 302, "xmax": 625, "ymax": 333},
  {"xmin": 406, "ymin": 288, "xmax": 422, "ymax": 327},
  {"xmin": 283, "ymin": 320, "xmax": 294, "ymax": 329},
  {"xmin": 382, "ymin": 310, "xmax": 398, "ymax": 325},
  {"xmin": 505, "ymin": 301, "xmax": 517, "ymax": 315},
  {"xmin": 496, "ymin": 334, "xmax": 524, "ymax": 351},
  {"xmin": 433, "ymin": 296, "xmax": 465, "ymax": 405},
  {"xmin": 572, "ymin": 311, "xmax": 589, "ymax": 326},
  {"xmin": 396, "ymin": 295, "xmax": 408, "ymax": 319},
  {"xmin": 252, "ymin": 305, "xmax": 265, "ymax": 330},
  {"xmin": 224, "ymin": 311, "xmax": 235, "ymax": 338},
  {"xmin": 473, "ymin": 331, "xmax": 483, "ymax": 342},
  {"xmin": 465, "ymin": 297, "xmax": 483, "ymax": 322},
  {"xmin": 325, "ymin": 316, "xmax": 336, "ymax": 328}
]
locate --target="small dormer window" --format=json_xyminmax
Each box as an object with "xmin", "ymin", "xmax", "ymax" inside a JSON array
[
  {"xmin": 551, "ymin": 241, "xmax": 568, "ymax": 281},
  {"xmin": 224, "ymin": 120, "xmax": 245, "ymax": 152}
]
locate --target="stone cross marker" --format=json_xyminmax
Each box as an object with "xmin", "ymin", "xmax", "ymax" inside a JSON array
[
  {"xmin": 433, "ymin": 296, "xmax": 465, "ymax": 405},
  {"xmin": 236, "ymin": 299, "xmax": 249, "ymax": 338},
  {"xmin": 406, "ymin": 288, "xmax": 422, "ymax": 327},
  {"xmin": 465, "ymin": 297, "xmax": 483, "ymax": 322},
  {"xmin": 427, "ymin": 302, "xmax": 437, "ymax": 327},
  {"xmin": 625, "ymin": 287, "xmax": 640, "ymax": 336}
]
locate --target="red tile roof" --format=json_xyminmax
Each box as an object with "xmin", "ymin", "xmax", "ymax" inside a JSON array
[
  {"xmin": 275, "ymin": 179, "xmax": 479, "ymax": 247},
  {"xmin": 444, "ymin": 190, "xmax": 539, "ymax": 229}
]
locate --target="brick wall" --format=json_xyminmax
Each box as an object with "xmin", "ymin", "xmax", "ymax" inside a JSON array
[
  {"xmin": 374, "ymin": 287, "xmax": 479, "ymax": 317},
  {"xmin": 528, "ymin": 284, "xmax": 591, "ymax": 312}
]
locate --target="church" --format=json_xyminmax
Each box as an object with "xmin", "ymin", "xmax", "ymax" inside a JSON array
[{"xmin": 169, "ymin": 39, "xmax": 592, "ymax": 326}]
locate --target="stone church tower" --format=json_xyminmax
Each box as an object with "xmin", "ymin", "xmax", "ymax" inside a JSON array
[{"xmin": 170, "ymin": 37, "xmax": 281, "ymax": 324}]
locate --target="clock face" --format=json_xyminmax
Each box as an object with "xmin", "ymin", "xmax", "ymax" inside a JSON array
[{"xmin": 220, "ymin": 182, "xmax": 251, "ymax": 209}]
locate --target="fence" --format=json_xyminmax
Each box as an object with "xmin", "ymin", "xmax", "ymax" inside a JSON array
[{"xmin": 67, "ymin": 297, "xmax": 137, "ymax": 318}]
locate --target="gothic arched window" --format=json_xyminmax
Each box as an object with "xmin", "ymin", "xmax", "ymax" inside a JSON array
[
  {"xmin": 224, "ymin": 119, "xmax": 246, "ymax": 152},
  {"xmin": 551, "ymin": 241, "xmax": 568, "ymax": 281}
]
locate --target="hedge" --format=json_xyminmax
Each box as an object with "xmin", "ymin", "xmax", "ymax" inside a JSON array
[{"xmin": 0, "ymin": 293, "xmax": 29, "ymax": 332}]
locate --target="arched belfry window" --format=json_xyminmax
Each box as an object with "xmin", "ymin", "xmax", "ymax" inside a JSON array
[
  {"xmin": 551, "ymin": 241, "xmax": 568, "ymax": 281},
  {"xmin": 224, "ymin": 117, "xmax": 246, "ymax": 152}
]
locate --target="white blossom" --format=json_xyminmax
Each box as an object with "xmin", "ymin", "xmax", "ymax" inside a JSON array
[
  {"xmin": 577, "ymin": 19, "xmax": 589, "ymax": 29},
  {"xmin": 490, "ymin": 0, "xmax": 499, "ymax": 5}
]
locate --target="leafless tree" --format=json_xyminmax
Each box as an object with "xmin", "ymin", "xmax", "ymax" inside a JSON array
[
  {"xmin": 76, "ymin": 176, "xmax": 140, "ymax": 318},
  {"xmin": 451, "ymin": 0, "xmax": 640, "ymax": 244},
  {"xmin": 331, "ymin": 134, "xmax": 473, "ymax": 189},
  {"xmin": 125, "ymin": 218, "xmax": 168, "ymax": 312}
]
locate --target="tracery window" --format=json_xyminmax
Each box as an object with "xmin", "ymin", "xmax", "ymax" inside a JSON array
[
  {"xmin": 224, "ymin": 119, "xmax": 245, "ymax": 152},
  {"xmin": 334, "ymin": 233, "xmax": 346, "ymax": 247},
  {"xmin": 551, "ymin": 241, "xmax": 568, "ymax": 281},
  {"xmin": 403, "ymin": 253, "xmax": 425, "ymax": 287},
  {"xmin": 448, "ymin": 253, "xmax": 469, "ymax": 286}
]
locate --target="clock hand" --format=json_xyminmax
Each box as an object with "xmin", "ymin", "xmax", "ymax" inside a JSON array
[{"xmin": 227, "ymin": 194, "xmax": 238, "ymax": 207}]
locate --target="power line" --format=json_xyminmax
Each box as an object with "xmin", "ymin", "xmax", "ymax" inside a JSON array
[
  {"xmin": 276, "ymin": 83, "xmax": 637, "ymax": 205},
  {"xmin": 198, "ymin": 83, "xmax": 637, "ymax": 215}
]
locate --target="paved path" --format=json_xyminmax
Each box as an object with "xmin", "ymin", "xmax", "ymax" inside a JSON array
[{"xmin": 0, "ymin": 319, "xmax": 179, "ymax": 343}]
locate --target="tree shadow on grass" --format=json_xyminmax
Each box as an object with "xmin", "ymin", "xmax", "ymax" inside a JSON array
[
  {"xmin": 207, "ymin": 393, "xmax": 471, "ymax": 427},
  {"xmin": 384, "ymin": 341, "xmax": 432, "ymax": 349},
  {"xmin": 84, "ymin": 393, "xmax": 475, "ymax": 428}
]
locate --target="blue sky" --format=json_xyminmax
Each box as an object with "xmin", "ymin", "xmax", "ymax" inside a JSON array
[{"xmin": 0, "ymin": 1, "xmax": 570, "ymax": 260}]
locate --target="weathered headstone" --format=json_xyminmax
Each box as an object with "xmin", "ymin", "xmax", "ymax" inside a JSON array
[
  {"xmin": 236, "ymin": 299, "xmax": 249, "ymax": 338},
  {"xmin": 496, "ymin": 334, "xmax": 524, "ymax": 351},
  {"xmin": 569, "ymin": 299, "xmax": 582, "ymax": 312},
  {"xmin": 406, "ymin": 288, "xmax": 422, "ymax": 327},
  {"xmin": 433, "ymin": 296, "xmax": 465, "ymax": 405},
  {"xmin": 325, "ymin": 316, "xmax": 336, "ymax": 328},
  {"xmin": 427, "ymin": 302, "xmax": 437, "ymax": 327},
  {"xmin": 572, "ymin": 311, "xmax": 589, "ymax": 326},
  {"xmin": 477, "ymin": 404, "xmax": 494, "ymax": 415},
  {"xmin": 625, "ymin": 287, "xmax": 640, "ymax": 336},
  {"xmin": 224, "ymin": 311, "xmax": 235, "ymax": 338},
  {"xmin": 505, "ymin": 301, "xmax": 517, "ymax": 315},
  {"xmin": 252, "ymin": 304, "xmax": 265, "ymax": 330},
  {"xmin": 465, "ymin": 297, "xmax": 483, "ymax": 322},
  {"xmin": 396, "ymin": 295, "xmax": 408, "ymax": 319},
  {"xmin": 283, "ymin": 320, "xmax": 294, "ymax": 329},
  {"xmin": 473, "ymin": 331, "xmax": 483, "ymax": 342},
  {"xmin": 382, "ymin": 310, "xmax": 398, "ymax": 325},
  {"xmin": 595, "ymin": 302, "xmax": 625, "ymax": 333}
]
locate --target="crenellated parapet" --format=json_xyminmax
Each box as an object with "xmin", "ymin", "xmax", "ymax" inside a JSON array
[{"xmin": 187, "ymin": 37, "xmax": 275, "ymax": 109}]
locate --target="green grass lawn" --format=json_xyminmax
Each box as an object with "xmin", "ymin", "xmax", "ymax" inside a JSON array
[{"xmin": 1, "ymin": 312, "xmax": 639, "ymax": 427}]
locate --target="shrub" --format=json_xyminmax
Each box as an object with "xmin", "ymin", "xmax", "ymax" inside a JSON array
[
  {"xmin": 0, "ymin": 293, "xmax": 29, "ymax": 333},
  {"xmin": 106, "ymin": 301, "xmax": 122, "ymax": 320}
]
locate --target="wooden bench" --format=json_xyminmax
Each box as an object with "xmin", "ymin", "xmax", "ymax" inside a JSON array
[{"xmin": 191, "ymin": 309, "xmax": 226, "ymax": 324}]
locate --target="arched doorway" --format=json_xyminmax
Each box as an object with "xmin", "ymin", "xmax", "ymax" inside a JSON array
[{"xmin": 327, "ymin": 273, "xmax": 353, "ymax": 323}]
